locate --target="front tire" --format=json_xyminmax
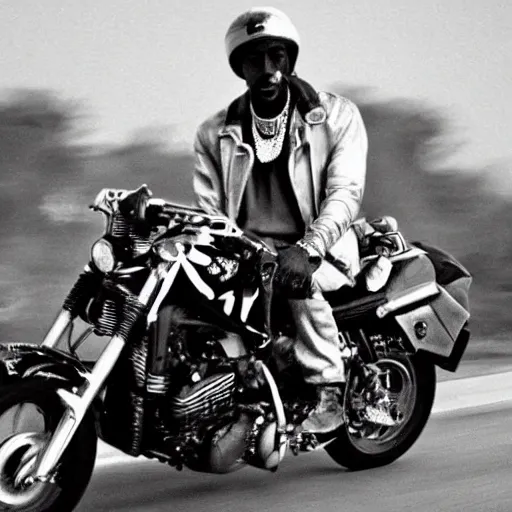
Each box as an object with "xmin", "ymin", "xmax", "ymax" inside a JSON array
[
  {"xmin": 0, "ymin": 379, "xmax": 97, "ymax": 511},
  {"xmin": 324, "ymin": 354, "xmax": 436, "ymax": 470}
]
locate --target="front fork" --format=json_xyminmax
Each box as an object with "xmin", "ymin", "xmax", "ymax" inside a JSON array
[{"xmin": 33, "ymin": 265, "xmax": 165, "ymax": 482}]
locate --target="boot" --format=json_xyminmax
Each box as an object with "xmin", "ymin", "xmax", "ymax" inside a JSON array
[{"xmin": 300, "ymin": 384, "xmax": 345, "ymax": 433}]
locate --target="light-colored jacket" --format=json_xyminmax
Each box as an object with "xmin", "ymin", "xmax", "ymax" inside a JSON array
[{"xmin": 193, "ymin": 90, "xmax": 368, "ymax": 257}]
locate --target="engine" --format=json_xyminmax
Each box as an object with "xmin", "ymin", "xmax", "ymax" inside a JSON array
[
  {"xmin": 170, "ymin": 372, "xmax": 236, "ymax": 431},
  {"xmin": 158, "ymin": 320, "xmax": 290, "ymax": 474}
]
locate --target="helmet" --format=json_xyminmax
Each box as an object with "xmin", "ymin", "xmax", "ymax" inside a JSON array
[{"xmin": 225, "ymin": 7, "xmax": 300, "ymax": 78}]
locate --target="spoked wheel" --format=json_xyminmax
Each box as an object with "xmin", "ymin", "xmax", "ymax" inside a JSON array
[
  {"xmin": 324, "ymin": 354, "xmax": 436, "ymax": 470},
  {"xmin": 0, "ymin": 379, "xmax": 97, "ymax": 512}
]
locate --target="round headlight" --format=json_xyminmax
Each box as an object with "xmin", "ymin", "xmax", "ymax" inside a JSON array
[{"xmin": 91, "ymin": 239, "xmax": 116, "ymax": 273}]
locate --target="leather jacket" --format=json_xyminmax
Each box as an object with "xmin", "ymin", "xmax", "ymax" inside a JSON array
[{"xmin": 193, "ymin": 88, "xmax": 368, "ymax": 257}]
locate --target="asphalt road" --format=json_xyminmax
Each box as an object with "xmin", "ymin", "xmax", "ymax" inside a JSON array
[{"xmin": 77, "ymin": 402, "xmax": 512, "ymax": 512}]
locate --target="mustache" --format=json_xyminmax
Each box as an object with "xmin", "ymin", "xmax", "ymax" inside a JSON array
[{"xmin": 256, "ymin": 71, "xmax": 286, "ymax": 88}]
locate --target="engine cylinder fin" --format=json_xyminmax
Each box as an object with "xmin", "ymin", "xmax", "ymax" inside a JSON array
[
  {"xmin": 172, "ymin": 373, "xmax": 235, "ymax": 405},
  {"xmin": 170, "ymin": 373, "xmax": 236, "ymax": 426},
  {"xmin": 147, "ymin": 373, "xmax": 171, "ymax": 394},
  {"xmin": 171, "ymin": 390, "xmax": 234, "ymax": 417}
]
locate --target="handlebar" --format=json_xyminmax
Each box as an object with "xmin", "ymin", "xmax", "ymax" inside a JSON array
[
  {"xmin": 148, "ymin": 202, "xmax": 276, "ymax": 256},
  {"xmin": 93, "ymin": 184, "xmax": 276, "ymax": 256}
]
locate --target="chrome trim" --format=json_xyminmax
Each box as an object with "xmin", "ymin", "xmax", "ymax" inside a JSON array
[
  {"xmin": 217, "ymin": 332, "xmax": 247, "ymax": 358},
  {"xmin": 0, "ymin": 433, "xmax": 52, "ymax": 507},
  {"xmin": 259, "ymin": 362, "xmax": 287, "ymax": 465},
  {"xmin": 41, "ymin": 310, "xmax": 73, "ymax": 348},
  {"xmin": 34, "ymin": 335, "xmax": 126, "ymax": 479},
  {"xmin": 376, "ymin": 282, "xmax": 440, "ymax": 319},
  {"xmin": 146, "ymin": 373, "xmax": 170, "ymax": 394},
  {"xmin": 34, "ymin": 265, "xmax": 164, "ymax": 479},
  {"xmin": 114, "ymin": 266, "xmax": 147, "ymax": 275}
]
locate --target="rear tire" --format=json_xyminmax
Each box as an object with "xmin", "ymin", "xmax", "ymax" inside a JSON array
[
  {"xmin": 324, "ymin": 355, "xmax": 435, "ymax": 470},
  {"xmin": 0, "ymin": 379, "xmax": 97, "ymax": 511}
]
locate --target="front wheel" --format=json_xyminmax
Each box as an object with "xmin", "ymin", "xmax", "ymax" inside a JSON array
[
  {"xmin": 0, "ymin": 379, "xmax": 97, "ymax": 511},
  {"xmin": 324, "ymin": 354, "xmax": 436, "ymax": 470}
]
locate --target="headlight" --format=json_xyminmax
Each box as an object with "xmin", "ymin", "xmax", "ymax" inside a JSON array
[{"xmin": 91, "ymin": 239, "xmax": 116, "ymax": 273}]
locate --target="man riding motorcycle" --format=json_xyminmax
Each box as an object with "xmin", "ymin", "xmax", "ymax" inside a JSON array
[{"xmin": 193, "ymin": 6, "xmax": 368, "ymax": 433}]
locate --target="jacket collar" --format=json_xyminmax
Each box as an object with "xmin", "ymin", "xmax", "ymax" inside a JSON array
[
  {"xmin": 224, "ymin": 91, "xmax": 250, "ymax": 127},
  {"xmin": 217, "ymin": 92, "xmax": 247, "ymax": 143}
]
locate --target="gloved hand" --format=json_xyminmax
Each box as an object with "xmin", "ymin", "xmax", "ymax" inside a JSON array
[{"xmin": 275, "ymin": 245, "xmax": 321, "ymax": 299}]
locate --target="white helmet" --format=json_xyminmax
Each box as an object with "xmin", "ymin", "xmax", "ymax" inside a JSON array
[{"xmin": 225, "ymin": 7, "xmax": 300, "ymax": 78}]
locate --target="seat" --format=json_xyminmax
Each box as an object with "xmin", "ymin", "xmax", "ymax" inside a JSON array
[{"xmin": 324, "ymin": 275, "xmax": 388, "ymax": 324}]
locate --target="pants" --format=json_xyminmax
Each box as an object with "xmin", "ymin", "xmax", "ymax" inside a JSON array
[{"xmin": 288, "ymin": 229, "xmax": 360, "ymax": 385}]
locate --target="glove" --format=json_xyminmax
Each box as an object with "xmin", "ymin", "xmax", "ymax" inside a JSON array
[{"xmin": 275, "ymin": 245, "xmax": 322, "ymax": 299}]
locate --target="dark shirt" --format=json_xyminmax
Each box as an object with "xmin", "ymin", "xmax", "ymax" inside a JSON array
[{"xmin": 237, "ymin": 96, "xmax": 305, "ymax": 247}]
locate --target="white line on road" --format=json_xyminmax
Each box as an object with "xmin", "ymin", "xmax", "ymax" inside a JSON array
[
  {"xmin": 94, "ymin": 370, "xmax": 512, "ymax": 468},
  {"xmin": 432, "ymin": 370, "xmax": 512, "ymax": 413}
]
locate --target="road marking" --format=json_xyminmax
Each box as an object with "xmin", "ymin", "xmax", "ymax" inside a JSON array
[
  {"xmin": 432, "ymin": 370, "xmax": 512, "ymax": 414},
  {"xmin": 95, "ymin": 454, "xmax": 153, "ymax": 468},
  {"xmin": 94, "ymin": 370, "xmax": 512, "ymax": 468}
]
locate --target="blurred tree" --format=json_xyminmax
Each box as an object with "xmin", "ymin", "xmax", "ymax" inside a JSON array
[
  {"xmin": 0, "ymin": 90, "xmax": 87, "ymax": 340},
  {"xmin": 104, "ymin": 126, "xmax": 194, "ymax": 204},
  {"xmin": 0, "ymin": 89, "xmax": 77, "ymax": 135},
  {"xmin": 0, "ymin": 89, "xmax": 85, "ymax": 206}
]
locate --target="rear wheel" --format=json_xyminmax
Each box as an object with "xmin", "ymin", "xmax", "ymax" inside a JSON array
[
  {"xmin": 324, "ymin": 354, "xmax": 435, "ymax": 470},
  {"xmin": 0, "ymin": 379, "xmax": 97, "ymax": 511}
]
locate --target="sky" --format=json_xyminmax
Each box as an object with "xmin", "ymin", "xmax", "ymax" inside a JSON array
[{"xmin": 1, "ymin": 0, "xmax": 511, "ymax": 169}]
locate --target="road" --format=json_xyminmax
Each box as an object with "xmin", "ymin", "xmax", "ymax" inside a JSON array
[{"xmin": 77, "ymin": 401, "xmax": 512, "ymax": 512}]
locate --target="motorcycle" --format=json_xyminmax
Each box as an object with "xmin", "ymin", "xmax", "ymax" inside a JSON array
[{"xmin": 0, "ymin": 184, "xmax": 471, "ymax": 511}]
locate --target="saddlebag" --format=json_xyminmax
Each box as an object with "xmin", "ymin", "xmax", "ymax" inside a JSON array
[
  {"xmin": 396, "ymin": 242, "xmax": 472, "ymax": 371},
  {"xmin": 328, "ymin": 231, "xmax": 472, "ymax": 371}
]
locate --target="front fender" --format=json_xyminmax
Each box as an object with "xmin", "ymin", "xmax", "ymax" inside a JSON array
[{"xmin": 0, "ymin": 342, "xmax": 91, "ymax": 389}]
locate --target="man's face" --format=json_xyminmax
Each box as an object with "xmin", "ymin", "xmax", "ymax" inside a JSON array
[{"xmin": 240, "ymin": 40, "xmax": 290, "ymax": 103}]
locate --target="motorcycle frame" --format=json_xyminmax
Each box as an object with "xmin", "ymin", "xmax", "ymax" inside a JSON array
[
  {"xmin": 29, "ymin": 239, "xmax": 271, "ymax": 481},
  {"xmin": 32, "ymin": 264, "xmax": 166, "ymax": 481}
]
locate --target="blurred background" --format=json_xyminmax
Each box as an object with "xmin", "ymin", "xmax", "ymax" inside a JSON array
[{"xmin": 0, "ymin": 0, "xmax": 510, "ymax": 343}]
